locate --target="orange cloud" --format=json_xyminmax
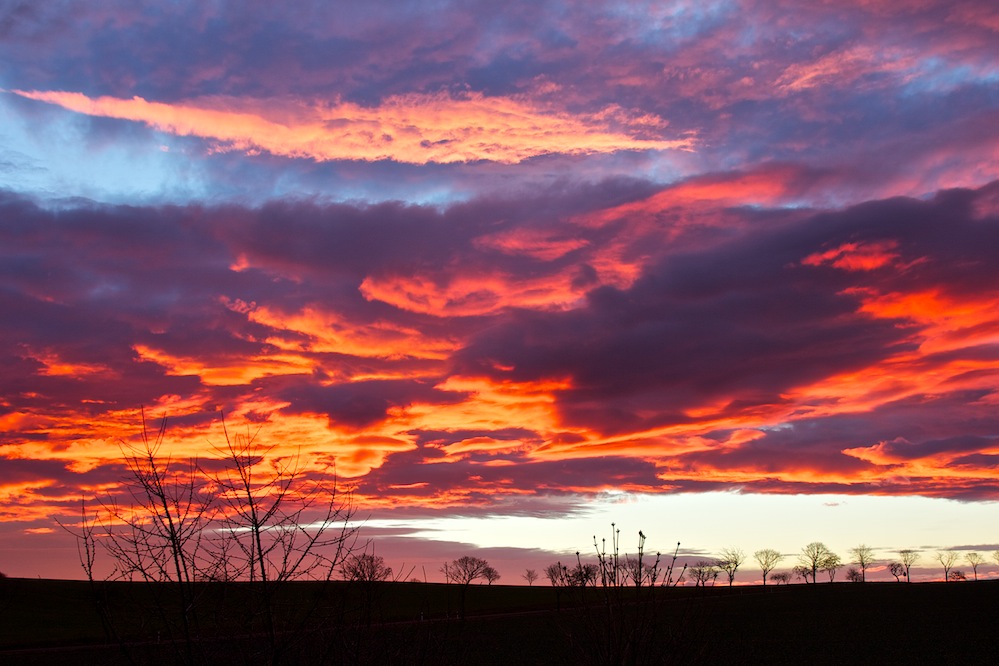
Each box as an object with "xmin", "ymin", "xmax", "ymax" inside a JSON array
[
  {"xmin": 404, "ymin": 377, "xmax": 572, "ymax": 437},
  {"xmin": 474, "ymin": 228, "xmax": 590, "ymax": 261},
  {"xmin": 851, "ymin": 288, "xmax": 999, "ymax": 354},
  {"xmin": 359, "ymin": 270, "xmax": 586, "ymax": 316},
  {"xmin": 13, "ymin": 89, "xmax": 691, "ymax": 165},
  {"xmin": 802, "ymin": 240, "xmax": 901, "ymax": 271},
  {"xmin": 132, "ymin": 343, "xmax": 315, "ymax": 385},
  {"xmin": 29, "ymin": 352, "xmax": 114, "ymax": 378},
  {"xmin": 238, "ymin": 301, "xmax": 458, "ymax": 362}
]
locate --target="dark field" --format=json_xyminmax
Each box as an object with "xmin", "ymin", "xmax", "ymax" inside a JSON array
[{"xmin": 1, "ymin": 577, "xmax": 996, "ymax": 664}]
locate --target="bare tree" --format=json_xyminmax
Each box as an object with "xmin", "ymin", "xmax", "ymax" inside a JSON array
[
  {"xmin": 211, "ymin": 420, "xmax": 356, "ymax": 582},
  {"xmin": 965, "ymin": 552, "xmax": 984, "ymax": 581},
  {"xmin": 754, "ymin": 548, "xmax": 783, "ymax": 586},
  {"xmin": 899, "ymin": 549, "xmax": 920, "ymax": 583},
  {"xmin": 206, "ymin": 418, "xmax": 358, "ymax": 659},
  {"xmin": 544, "ymin": 561, "xmax": 573, "ymax": 612},
  {"xmin": 622, "ymin": 556, "xmax": 642, "ymax": 586},
  {"xmin": 717, "ymin": 547, "xmax": 745, "ymax": 587},
  {"xmin": 848, "ymin": 544, "xmax": 875, "ymax": 582},
  {"xmin": 935, "ymin": 551, "xmax": 959, "ymax": 582},
  {"xmin": 769, "ymin": 571, "xmax": 791, "ymax": 585},
  {"xmin": 483, "ymin": 566, "xmax": 501, "ymax": 585},
  {"xmin": 442, "ymin": 555, "xmax": 493, "ymax": 618},
  {"xmin": 792, "ymin": 565, "xmax": 812, "ymax": 584},
  {"xmin": 799, "ymin": 542, "xmax": 836, "ymax": 584},
  {"xmin": 67, "ymin": 416, "xmax": 220, "ymax": 665},
  {"xmin": 442, "ymin": 555, "xmax": 491, "ymax": 586},
  {"xmin": 523, "ymin": 568, "xmax": 539, "ymax": 586},
  {"xmin": 888, "ymin": 562, "xmax": 904, "ymax": 582},
  {"xmin": 949, "ymin": 570, "xmax": 967, "ymax": 581},
  {"xmin": 66, "ymin": 411, "xmax": 358, "ymax": 665},
  {"xmin": 821, "ymin": 553, "xmax": 842, "ymax": 582},
  {"xmin": 568, "ymin": 561, "xmax": 599, "ymax": 587},
  {"xmin": 688, "ymin": 560, "xmax": 718, "ymax": 587},
  {"xmin": 545, "ymin": 562, "xmax": 569, "ymax": 587},
  {"xmin": 623, "ymin": 557, "xmax": 662, "ymax": 587},
  {"xmin": 993, "ymin": 550, "xmax": 999, "ymax": 567},
  {"xmin": 846, "ymin": 568, "xmax": 863, "ymax": 583},
  {"xmin": 341, "ymin": 553, "xmax": 393, "ymax": 582}
]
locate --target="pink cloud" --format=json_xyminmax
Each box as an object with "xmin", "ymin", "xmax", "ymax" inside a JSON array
[{"xmin": 14, "ymin": 89, "xmax": 692, "ymax": 165}]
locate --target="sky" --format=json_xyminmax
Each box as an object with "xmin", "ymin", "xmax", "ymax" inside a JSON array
[{"xmin": 2, "ymin": 0, "xmax": 999, "ymax": 584}]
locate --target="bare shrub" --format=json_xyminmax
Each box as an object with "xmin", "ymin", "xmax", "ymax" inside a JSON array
[{"xmin": 62, "ymin": 411, "xmax": 358, "ymax": 665}]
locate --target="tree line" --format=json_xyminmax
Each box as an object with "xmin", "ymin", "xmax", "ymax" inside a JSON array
[{"xmin": 413, "ymin": 540, "xmax": 999, "ymax": 591}]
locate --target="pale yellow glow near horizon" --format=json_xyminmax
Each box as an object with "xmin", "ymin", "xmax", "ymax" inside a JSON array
[{"xmin": 363, "ymin": 491, "xmax": 999, "ymax": 566}]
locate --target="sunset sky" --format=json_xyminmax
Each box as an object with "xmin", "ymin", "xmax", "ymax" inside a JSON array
[{"xmin": 2, "ymin": 1, "xmax": 999, "ymax": 583}]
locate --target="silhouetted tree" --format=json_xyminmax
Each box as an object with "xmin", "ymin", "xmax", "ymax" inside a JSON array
[
  {"xmin": 568, "ymin": 561, "xmax": 599, "ymax": 587},
  {"xmin": 821, "ymin": 553, "xmax": 842, "ymax": 582},
  {"xmin": 792, "ymin": 565, "xmax": 813, "ymax": 584},
  {"xmin": 65, "ymin": 411, "xmax": 358, "ymax": 665},
  {"xmin": 899, "ymin": 549, "xmax": 920, "ymax": 582},
  {"xmin": 754, "ymin": 548, "xmax": 783, "ymax": 586},
  {"xmin": 949, "ymin": 570, "xmax": 967, "ymax": 582},
  {"xmin": 442, "ymin": 555, "xmax": 491, "ymax": 586},
  {"xmin": 935, "ymin": 551, "xmax": 959, "ymax": 582},
  {"xmin": 848, "ymin": 544, "xmax": 875, "ymax": 582},
  {"xmin": 622, "ymin": 556, "xmax": 644, "ymax": 586},
  {"xmin": 442, "ymin": 555, "xmax": 493, "ymax": 618},
  {"xmin": 483, "ymin": 566, "xmax": 500, "ymax": 585},
  {"xmin": 846, "ymin": 568, "xmax": 863, "ymax": 583},
  {"xmin": 688, "ymin": 560, "xmax": 718, "ymax": 587},
  {"xmin": 798, "ymin": 542, "xmax": 836, "ymax": 584},
  {"xmin": 544, "ymin": 562, "xmax": 570, "ymax": 612},
  {"xmin": 341, "ymin": 553, "xmax": 393, "ymax": 582},
  {"xmin": 717, "ymin": 547, "xmax": 745, "ymax": 587},
  {"xmin": 888, "ymin": 562, "xmax": 904, "ymax": 582},
  {"xmin": 770, "ymin": 571, "xmax": 791, "ymax": 585},
  {"xmin": 522, "ymin": 568, "xmax": 539, "ymax": 586},
  {"xmin": 965, "ymin": 552, "xmax": 984, "ymax": 581},
  {"xmin": 623, "ymin": 556, "xmax": 662, "ymax": 586},
  {"xmin": 545, "ymin": 562, "xmax": 569, "ymax": 587}
]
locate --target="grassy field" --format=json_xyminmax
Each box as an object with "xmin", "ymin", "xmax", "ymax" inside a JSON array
[{"xmin": 1, "ymin": 577, "xmax": 996, "ymax": 664}]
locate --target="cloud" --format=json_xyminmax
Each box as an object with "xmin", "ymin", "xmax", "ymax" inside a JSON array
[
  {"xmin": 4, "ymin": 158, "xmax": 999, "ymax": 537},
  {"xmin": 277, "ymin": 378, "xmax": 468, "ymax": 430},
  {"xmin": 13, "ymin": 89, "xmax": 691, "ymax": 165}
]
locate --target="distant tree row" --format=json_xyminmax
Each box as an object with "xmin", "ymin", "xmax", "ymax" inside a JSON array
[
  {"xmin": 348, "ymin": 536, "xmax": 999, "ymax": 590},
  {"xmin": 432, "ymin": 541, "xmax": 999, "ymax": 590},
  {"xmin": 539, "ymin": 541, "xmax": 999, "ymax": 587}
]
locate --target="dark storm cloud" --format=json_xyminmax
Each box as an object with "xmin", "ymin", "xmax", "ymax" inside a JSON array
[
  {"xmin": 455, "ymin": 183, "xmax": 999, "ymax": 437},
  {"xmin": 277, "ymin": 379, "xmax": 467, "ymax": 430},
  {"xmin": 224, "ymin": 179, "xmax": 652, "ymax": 282},
  {"xmin": 356, "ymin": 447, "xmax": 667, "ymax": 502}
]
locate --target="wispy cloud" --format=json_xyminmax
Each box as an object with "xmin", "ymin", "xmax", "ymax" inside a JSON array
[{"xmin": 13, "ymin": 90, "xmax": 691, "ymax": 165}]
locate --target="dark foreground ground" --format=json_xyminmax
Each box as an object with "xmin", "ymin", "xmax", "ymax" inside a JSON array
[{"xmin": 1, "ymin": 577, "xmax": 996, "ymax": 664}]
